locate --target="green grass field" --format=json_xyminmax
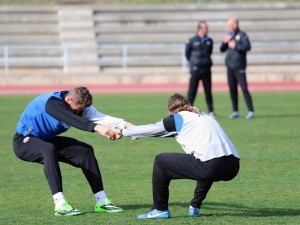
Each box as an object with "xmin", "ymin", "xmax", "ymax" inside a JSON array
[{"xmin": 0, "ymin": 92, "xmax": 299, "ymax": 225}]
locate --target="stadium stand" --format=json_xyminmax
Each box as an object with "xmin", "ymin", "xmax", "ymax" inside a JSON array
[
  {"xmin": 0, "ymin": 3, "xmax": 300, "ymax": 84},
  {"xmin": 93, "ymin": 3, "xmax": 300, "ymax": 83},
  {"xmin": 58, "ymin": 6, "xmax": 99, "ymax": 73},
  {"xmin": 0, "ymin": 6, "xmax": 62, "ymax": 68}
]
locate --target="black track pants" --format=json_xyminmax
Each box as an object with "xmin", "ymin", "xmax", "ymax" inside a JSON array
[
  {"xmin": 152, "ymin": 152, "xmax": 240, "ymax": 211},
  {"xmin": 13, "ymin": 133, "xmax": 104, "ymax": 195},
  {"xmin": 227, "ymin": 68, "xmax": 254, "ymax": 112},
  {"xmin": 187, "ymin": 70, "xmax": 214, "ymax": 112}
]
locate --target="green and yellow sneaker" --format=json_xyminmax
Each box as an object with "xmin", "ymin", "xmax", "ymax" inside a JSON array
[
  {"xmin": 95, "ymin": 199, "xmax": 124, "ymax": 213},
  {"xmin": 55, "ymin": 201, "xmax": 82, "ymax": 216}
]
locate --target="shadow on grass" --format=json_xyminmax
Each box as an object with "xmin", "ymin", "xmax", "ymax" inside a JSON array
[
  {"xmin": 121, "ymin": 201, "xmax": 300, "ymax": 218},
  {"xmin": 255, "ymin": 114, "xmax": 300, "ymax": 119},
  {"xmin": 204, "ymin": 202, "xmax": 300, "ymax": 217}
]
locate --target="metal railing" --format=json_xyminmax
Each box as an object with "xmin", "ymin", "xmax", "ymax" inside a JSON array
[
  {"xmin": 2, "ymin": 41, "xmax": 299, "ymax": 75},
  {"xmin": 0, "ymin": 43, "xmax": 187, "ymax": 75}
]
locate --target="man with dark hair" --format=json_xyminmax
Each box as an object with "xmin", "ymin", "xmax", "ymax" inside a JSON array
[
  {"xmin": 185, "ymin": 21, "xmax": 217, "ymax": 119},
  {"xmin": 13, "ymin": 87, "xmax": 133, "ymax": 216},
  {"xmin": 220, "ymin": 18, "xmax": 254, "ymax": 119}
]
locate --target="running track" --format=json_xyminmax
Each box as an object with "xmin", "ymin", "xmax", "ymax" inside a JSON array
[{"xmin": 0, "ymin": 82, "xmax": 300, "ymax": 95}]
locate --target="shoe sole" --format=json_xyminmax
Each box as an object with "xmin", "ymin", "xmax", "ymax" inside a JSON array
[
  {"xmin": 137, "ymin": 216, "xmax": 170, "ymax": 219},
  {"xmin": 137, "ymin": 212, "xmax": 170, "ymax": 219},
  {"xmin": 95, "ymin": 209, "xmax": 124, "ymax": 213},
  {"xmin": 55, "ymin": 211, "xmax": 83, "ymax": 216}
]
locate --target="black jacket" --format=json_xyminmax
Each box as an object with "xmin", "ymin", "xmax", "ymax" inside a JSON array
[
  {"xmin": 220, "ymin": 28, "xmax": 251, "ymax": 70},
  {"xmin": 185, "ymin": 35, "xmax": 213, "ymax": 73}
]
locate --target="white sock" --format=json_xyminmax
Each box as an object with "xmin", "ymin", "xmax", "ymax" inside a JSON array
[
  {"xmin": 95, "ymin": 190, "xmax": 108, "ymax": 204},
  {"xmin": 53, "ymin": 192, "xmax": 65, "ymax": 208}
]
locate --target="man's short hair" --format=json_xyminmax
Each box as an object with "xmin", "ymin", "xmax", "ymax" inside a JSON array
[{"xmin": 69, "ymin": 87, "xmax": 93, "ymax": 108}]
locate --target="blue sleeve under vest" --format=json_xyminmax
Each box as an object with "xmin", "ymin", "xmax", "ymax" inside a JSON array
[
  {"xmin": 172, "ymin": 114, "xmax": 184, "ymax": 132},
  {"xmin": 163, "ymin": 114, "xmax": 183, "ymax": 132}
]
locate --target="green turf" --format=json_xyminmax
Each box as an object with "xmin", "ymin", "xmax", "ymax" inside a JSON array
[{"xmin": 0, "ymin": 92, "xmax": 299, "ymax": 225}]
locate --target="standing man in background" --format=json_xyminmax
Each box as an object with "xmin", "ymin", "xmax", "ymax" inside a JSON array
[
  {"xmin": 185, "ymin": 21, "xmax": 217, "ymax": 119},
  {"xmin": 220, "ymin": 18, "xmax": 254, "ymax": 119}
]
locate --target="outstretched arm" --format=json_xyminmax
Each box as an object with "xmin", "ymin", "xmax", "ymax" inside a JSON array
[
  {"xmin": 46, "ymin": 97, "xmax": 96, "ymax": 132},
  {"xmin": 122, "ymin": 115, "xmax": 178, "ymax": 138},
  {"xmin": 122, "ymin": 120, "xmax": 176, "ymax": 138},
  {"xmin": 83, "ymin": 106, "xmax": 130, "ymax": 129}
]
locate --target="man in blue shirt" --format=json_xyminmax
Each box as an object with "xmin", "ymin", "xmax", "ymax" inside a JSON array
[{"xmin": 13, "ymin": 87, "xmax": 132, "ymax": 216}]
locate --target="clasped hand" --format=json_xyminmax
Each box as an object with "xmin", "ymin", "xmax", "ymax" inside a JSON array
[{"xmin": 94, "ymin": 125, "xmax": 122, "ymax": 140}]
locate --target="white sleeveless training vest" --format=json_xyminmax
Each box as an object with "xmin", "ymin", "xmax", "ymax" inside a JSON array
[{"xmin": 174, "ymin": 111, "xmax": 240, "ymax": 161}]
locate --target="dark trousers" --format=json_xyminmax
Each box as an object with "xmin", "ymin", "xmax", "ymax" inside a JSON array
[
  {"xmin": 152, "ymin": 152, "xmax": 240, "ymax": 211},
  {"xmin": 227, "ymin": 68, "xmax": 254, "ymax": 112},
  {"xmin": 187, "ymin": 69, "xmax": 214, "ymax": 112},
  {"xmin": 13, "ymin": 133, "xmax": 104, "ymax": 195}
]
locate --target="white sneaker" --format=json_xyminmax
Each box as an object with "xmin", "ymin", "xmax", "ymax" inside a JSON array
[
  {"xmin": 246, "ymin": 111, "xmax": 255, "ymax": 119},
  {"xmin": 188, "ymin": 206, "xmax": 200, "ymax": 217},
  {"xmin": 229, "ymin": 111, "xmax": 240, "ymax": 119},
  {"xmin": 137, "ymin": 208, "xmax": 170, "ymax": 219}
]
